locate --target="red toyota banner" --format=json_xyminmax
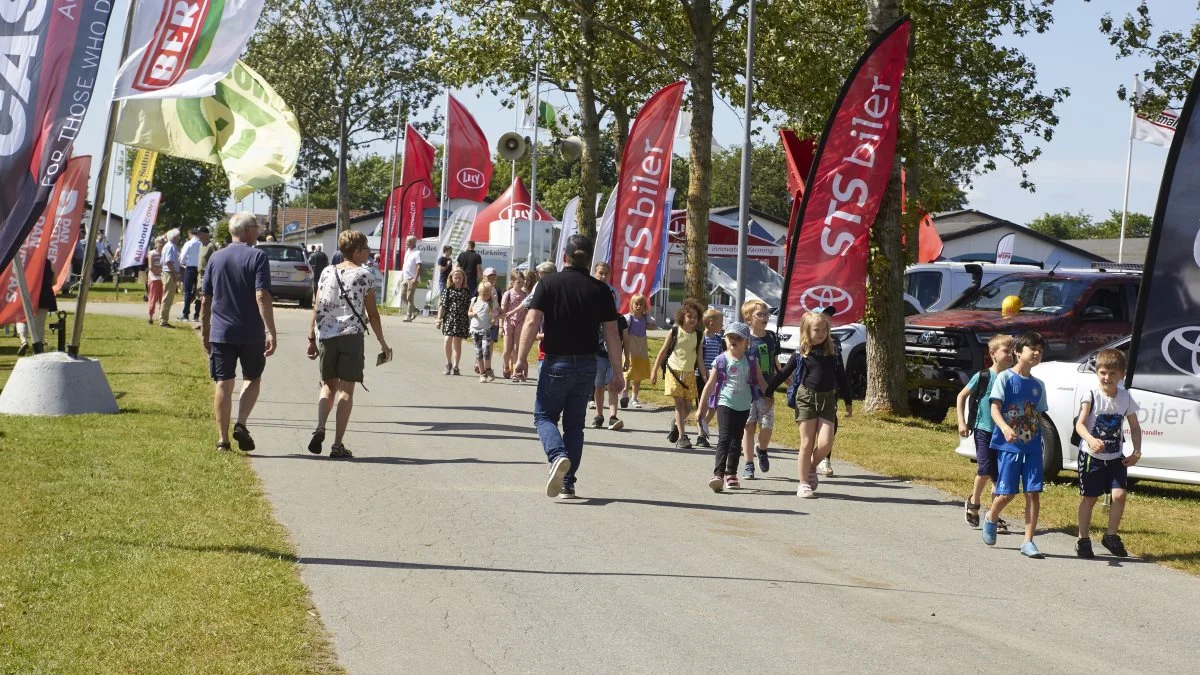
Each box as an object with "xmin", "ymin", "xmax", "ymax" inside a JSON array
[
  {"xmin": 446, "ymin": 95, "xmax": 493, "ymax": 201},
  {"xmin": 0, "ymin": 0, "xmax": 114, "ymax": 276},
  {"xmin": 779, "ymin": 18, "xmax": 910, "ymax": 326},
  {"xmin": 609, "ymin": 80, "xmax": 686, "ymax": 314},
  {"xmin": 0, "ymin": 156, "xmax": 90, "ymax": 323}
]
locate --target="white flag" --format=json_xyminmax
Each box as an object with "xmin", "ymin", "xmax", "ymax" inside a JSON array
[
  {"xmin": 1133, "ymin": 79, "xmax": 1180, "ymax": 147},
  {"xmin": 120, "ymin": 192, "xmax": 162, "ymax": 269},
  {"xmin": 995, "ymin": 232, "xmax": 1015, "ymax": 265},
  {"xmin": 556, "ymin": 197, "xmax": 580, "ymax": 269},
  {"xmin": 114, "ymin": 0, "xmax": 266, "ymax": 100},
  {"xmin": 592, "ymin": 188, "xmax": 619, "ymax": 267}
]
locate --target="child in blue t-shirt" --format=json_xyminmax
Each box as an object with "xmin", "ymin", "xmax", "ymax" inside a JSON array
[
  {"xmin": 955, "ymin": 334, "xmax": 1014, "ymax": 529},
  {"xmin": 981, "ymin": 331, "xmax": 1049, "ymax": 558},
  {"xmin": 697, "ymin": 322, "xmax": 766, "ymax": 493}
]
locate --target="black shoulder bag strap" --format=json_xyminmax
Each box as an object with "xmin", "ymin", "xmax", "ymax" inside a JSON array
[{"xmin": 333, "ymin": 266, "xmax": 370, "ymax": 335}]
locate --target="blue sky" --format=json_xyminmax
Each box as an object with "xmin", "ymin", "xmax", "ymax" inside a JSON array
[{"xmin": 76, "ymin": 1, "xmax": 1197, "ymax": 225}]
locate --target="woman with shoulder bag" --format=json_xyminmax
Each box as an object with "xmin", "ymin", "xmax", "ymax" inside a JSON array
[{"xmin": 305, "ymin": 230, "xmax": 390, "ymax": 459}]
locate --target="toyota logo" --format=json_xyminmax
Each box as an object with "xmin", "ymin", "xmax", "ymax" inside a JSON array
[
  {"xmin": 799, "ymin": 285, "xmax": 853, "ymax": 314},
  {"xmin": 1162, "ymin": 326, "xmax": 1200, "ymax": 378},
  {"xmin": 457, "ymin": 168, "xmax": 485, "ymax": 190}
]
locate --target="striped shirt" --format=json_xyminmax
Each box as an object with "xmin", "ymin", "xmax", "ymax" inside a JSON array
[{"xmin": 701, "ymin": 333, "xmax": 723, "ymax": 374}]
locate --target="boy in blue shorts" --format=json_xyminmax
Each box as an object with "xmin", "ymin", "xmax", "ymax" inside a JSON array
[
  {"xmin": 982, "ymin": 331, "xmax": 1049, "ymax": 559},
  {"xmin": 955, "ymin": 333, "xmax": 1014, "ymax": 528}
]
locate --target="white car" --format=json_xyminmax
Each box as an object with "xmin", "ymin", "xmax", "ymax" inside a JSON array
[
  {"xmin": 904, "ymin": 261, "xmax": 1041, "ymax": 313},
  {"xmin": 955, "ymin": 336, "xmax": 1200, "ymax": 486}
]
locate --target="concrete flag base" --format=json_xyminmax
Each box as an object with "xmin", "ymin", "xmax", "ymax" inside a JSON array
[{"xmin": 0, "ymin": 352, "xmax": 119, "ymax": 416}]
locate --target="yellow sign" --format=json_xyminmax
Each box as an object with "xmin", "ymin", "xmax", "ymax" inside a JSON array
[{"xmin": 126, "ymin": 148, "xmax": 158, "ymax": 211}]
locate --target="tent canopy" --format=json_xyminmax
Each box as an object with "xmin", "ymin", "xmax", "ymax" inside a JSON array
[{"xmin": 469, "ymin": 177, "xmax": 553, "ymax": 243}]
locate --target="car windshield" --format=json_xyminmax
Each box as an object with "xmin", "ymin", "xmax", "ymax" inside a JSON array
[
  {"xmin": 260, "ymin": 246, "xmax": 306, "ymax": 262},
  {"xmin": 956, "ymin": 276, "xmax": 1089, "ymax": 315}
]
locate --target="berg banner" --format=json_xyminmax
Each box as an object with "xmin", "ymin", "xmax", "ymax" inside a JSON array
[
  {"xmin": 778, "ymin": 18, "xmax": 911, "ymax": 326},
  {"xmin": 446, "ymin": 95, "xmax": 493, "ymax": 201},
  {"xmin": 0, "ymin": 0, "xmax": 113, "ymax": 276},
  {"xmin": 115, "ymin": 60, "xmax": 300, "ymax": 200},
  {"xmin": 114, "ymin": 0, "xmax": 266, "ymax": 100}
]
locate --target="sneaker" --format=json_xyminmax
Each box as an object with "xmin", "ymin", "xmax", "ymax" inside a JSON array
[
  {"xmin": 725, "ymin": 475, "xmax": 740, "ymax": 489},
  {"xmin": 620, "ymin": 394, "xmax": 629, "ymax": 409},
  {"xmin": 231, "ymin": 423, "xmax": 255, "ymax": 452},
  {"xmin": 964, "ymin": 501, "xmax": 981, "ymax": 528},
  {"xmin": 607, "ymin": 416, "xmax": 624, "ymax": 431},
  {"xmin": 742, "ymin": 461, "xmax": 755, "ymax": 480},
  {"xmin": 982, "ymin": 518, "xmax": 998, "ymax": 546},
  {"xmin": 486, "ymin": 370, "xmax": 496, "ymax": 383},
  {"xmin": 443, "ymin": 363, "xmax": 452, "ymax": 375},
  {"xmin": 452, "ymin": 367, "xmax": 460, "ymax": 376},
  {"xmin": 479, "ymin": 373, "xmax": 488, "ymax": 383},
  {"xmin": 708, "ymin": 474, "xmax": 724, "ymax": 493},
  {"xmin": 308, "ymin": 428, "xmax": 326, "ymax": 455},
  {"xmin": 1020, "ymin": 541, "xmax": 1045, "ymax": 559},
  {"xmin": 1076, "ymin": 538, "xmax": 1095, "ymax": 559},
  {"xmin": 695, "ymin": 434, "xmax": 711, "ymax": 448},
  {"xmin": 817, "ymin": 457, "xmax": 834, "ymax": 476},
  {"xmin": 592, "ymin": 415, "xmax": 604, "ymax": 429},
  {"xmin": 675, "ymin": 434, "xmax": 692, "ymax": 450},
  {"xmin": 667, "ymin": 424, "xmax": 680, "ymax": 444},
  {"xmin": 632, "ymin": 399, "xmax": 643, "ymax": 409},
  {"xmin": 330, "ymin": 443, "xmax": 353, "ymax": 459},
  {"xmin": 546, "ymin": 457, "xmax": 571, "ymax": 497},
  {"xmin": 756, "ymin": 445, "xmax": 770, "ymax": 473},
  {"xmin": 589, "ymin": 400, "xmax": 597, "ymax": 409},
  {"xmin": 16, "ymin": 343, "xmax": 28, "ymax": 356},
  {"xmin": 1101, "ymin": 534, "xmax": 1129, "ymax": 558},
  {"xmin": 558, "ymin": 484, "xmax": 577, "ymax": 500},
  {"xmin": 797, "ymin": 483, "xmax": 815, "ymax": 499}
]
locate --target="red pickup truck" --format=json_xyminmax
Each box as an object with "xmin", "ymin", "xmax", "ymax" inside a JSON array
[{"xmin": 903, "ymin": 268, "xmax": 1141, "ymax": 421}]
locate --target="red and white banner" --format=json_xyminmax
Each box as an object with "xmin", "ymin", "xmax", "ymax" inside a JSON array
[
  {"xmin": 995, "ymin": 232, "xmax": 1015, "ymax": 265},
  {"xmin": 446, "ymin": 95, "xmax": 493, "ymax": 201},
  {"xmin": 0, "ymin": 157, "xmax": 91, "ymax": 324},
  {"xmin": 779, "ymin": 18, "xmax": 911, "ymax": 326},
  {"xmin": 382, "ymin": 126, "xmax": 436, "ymax": 273},
  {"xmin": 609, "ymin": 81, "xmax": 686, "ymax": 314},
  {"xmin": 468, "ymin": 178, "xmax": 553, "ymax": 243}
]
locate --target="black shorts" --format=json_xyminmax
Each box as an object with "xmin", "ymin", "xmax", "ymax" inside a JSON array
[
  {"xmin": 974, "ymin": 428, "xmax": 999, "ymax": 481},
  {"xmin": 1078, "ymin": 450, "xmax": 1128, "ymax": 497},
  {"xmin": 209, "ymin": 342, "xmax": 266, "ymax": 382}
]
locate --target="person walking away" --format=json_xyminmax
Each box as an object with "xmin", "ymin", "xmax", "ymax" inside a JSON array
[
  {"xmin": 468, "ymin": 281, "xmax": 499, "ymax": 382},
  {"xmin": 145, "ymin": 237, "xmax": 165, "ymax": 325},
  {"xmin": 981, "ymin": 331, "xmax": 1049, "ymax": 558},
  {"xmin": 436, "ymin": 267, "xmax": 471, "ymax": 375},
  {"xmin": 159, "ymin": 229, "xmax": 182, "ymax": 326},
  {"xmin": 955, "ymin": 334, "xmax": 1015, "ymax": 529},
  {"xmin": 1074, "ymin": 348, "xmax": 1142, "ymax": 559},
  {"xmin": 200, "ymin": 213, "xmax": 277, "ymax": 452},
  {"xmin": 306, "ymin": 230, "xmax": 390, "ymax": 459},
  {"xmin": 741, "ymin": 299, "xmax": 782, "ymax": 480},
  {"xmin": 433, "ymin": 245, "xmax": 453, "ymax": 308},
  {"xmin": 621, "ymin": 294, "xmax": 656, "ymax": 409},
  {"xmin": 178, "ymin": 228, "xmax": 202, "ymax": 321},
  {"xmin": 308, "ymin": 245, "xmax": 330, "ymax": 297},
  {"xmin": 399, "ymin": 236, "xmax": 422, "ymax": 321},
  {"xmin": 456, "ymin": 240, "xmax": 483, "ymax": 295},
  {"xmin": 193, "ymin": 226, "xmax": 215, "ymax": 322},
  {"xmin": 651, "ymin": 299, "xmax": 707, "ymax": 449},
  {"xmin": 698, "ymin": 322, "xmax": 767, "ymax": 492},
  {"xmin": 499, "ymin": 270, "xmax": 529, "ymax": 379},
  {"xmin": 516, "ymin": 235, "xmax": 623, "ymax": 500},
  {"xmin": 770, "ymin": 310, "xmax": 852, "ymax": 499},
  {"xmin": 15, "ymin": 258, "xmax": 57, "ymax": 355}
]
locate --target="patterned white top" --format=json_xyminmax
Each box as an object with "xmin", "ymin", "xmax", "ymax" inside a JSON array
[{"xmin": 315, "ymin": 264, "xmax": 376, "ymax": 340}]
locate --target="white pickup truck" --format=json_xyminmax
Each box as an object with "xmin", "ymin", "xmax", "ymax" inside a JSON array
[{"xmin": 955, "ymin": 336, "xmax": 1200, "ymax": 486}]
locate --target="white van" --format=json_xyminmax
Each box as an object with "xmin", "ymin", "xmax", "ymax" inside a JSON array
[{"xmin": 904, "ymin": 261, "xmax": 1042, "ymax": 313}]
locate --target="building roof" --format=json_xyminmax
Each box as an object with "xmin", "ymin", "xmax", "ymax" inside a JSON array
[
  {"xmin": 1061, "ymin": 238, "xmax": 1149, "ymax": 265},
  {"xmin": 709, "ymin": 205, "xmax": 789, "ymax": 241},
  {"xmin": 931, "ymin": 209, "xmax": 1108, "ymax": 263},
  {"xmin": 265, "ymin": 207, "xmax": 370, "ymax": 232}
]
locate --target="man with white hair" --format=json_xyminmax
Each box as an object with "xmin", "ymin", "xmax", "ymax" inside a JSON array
[
  {"xmin": 399, "ymin": 235, "xmax": 422, "ymax": 321},
  {"xmin": 159, "ymin": 228, "xmax": 182, "ymax": 327},
  {"xmin": 201, "ymin": 212, "xmax": 278, "ymax": 452}
]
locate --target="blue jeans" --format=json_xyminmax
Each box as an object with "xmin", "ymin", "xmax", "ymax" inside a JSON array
[{"xmin": 534, "ymin": 354, "xmax": 597, "ymax": 488}]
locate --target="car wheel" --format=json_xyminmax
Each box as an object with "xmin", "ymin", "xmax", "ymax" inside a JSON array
[
  {"xmin": 1039, "ymin": 413, "xmax": 1062, "ymax": 480},
  {"xmin": 912, "ymin": 400, "xmax": 950, "ymax": 424},
  {"xmin": 847, "ymin": 351, "xmax": 867, "ymax": 400}
]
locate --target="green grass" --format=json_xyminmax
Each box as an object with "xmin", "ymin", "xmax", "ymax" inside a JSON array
[
  {"xmin": 638, "ymin": 337, "xmax": 1200, "ymax": 576},
  {"xmin": 0, "ymin": 315, "xmax": 341, "ymax": 673},
  {"xmin": 58, "ymin": 279, "xmax": 148, "ymax": 304}
]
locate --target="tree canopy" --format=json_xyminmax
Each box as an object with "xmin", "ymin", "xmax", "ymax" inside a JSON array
[
  {"xmin": 1027, "ymin": 210, "xmax": 1152, "ymax": 240},
  {"xmin": 136, "ymin": 155, "xmax": 229, "ymax": 235}
]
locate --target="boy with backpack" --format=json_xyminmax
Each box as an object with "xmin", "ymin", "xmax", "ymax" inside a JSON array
[
  {"xmin": 697, "ymin": 322, "xmax": 768, "ymax": 492},
  {"xmin": 955, "ymin": 334, "xmax": 1014, "ymax": 529},
  {"xmin": 651, "ymin": 299, "xmax": 708, "ymax": 449},
  {"xmin": 741, "ymin": 299, "xmax": 782, "ymax": 479}
]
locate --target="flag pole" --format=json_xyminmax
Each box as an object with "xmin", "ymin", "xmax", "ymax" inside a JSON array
[
  {"xmin": 734, "ymin": 0, "xmax": 757, "ymax": 308},
  {"xmin": 12, "ymin": 256, "xmax": 43, "ymax": 352},
  {"xmin": 68, "ymin": 2, "xmax": 136, "ymax": 358},
  {"xmin": 1118, "ymin": 74, "xmax": 1137, "ymax": 264},
  {"xmin": 528, "ymin": 22, "xmax": 542, "ymax": 269},
  {"xmin": 439, "ymin": 89, "xmax": 450, "ymax": 241}
]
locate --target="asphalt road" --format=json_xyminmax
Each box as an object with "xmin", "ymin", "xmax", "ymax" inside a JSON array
[{"xmin": 89, "ymin": 302, "xmax": 1200, "ymax": 673}]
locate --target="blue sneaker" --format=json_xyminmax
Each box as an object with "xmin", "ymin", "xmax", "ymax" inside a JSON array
[
  {"xmin": 1020, "ymin": 541, "xmax": 1045, "ymax": 559},
  {"xmin": 982, "ymin": 517, "xmax": 998, "ymax": 546}
]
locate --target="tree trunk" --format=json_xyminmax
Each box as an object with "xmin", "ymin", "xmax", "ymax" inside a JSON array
[
  {"xmin": 336, "ymin": 107, "xmax": 351, "ymax": 234},
  {"xmin": 575, "ymin": 0, "xmax": 601, "ymax": 240},
  {"xmin": 613, "ymin": 106, "xmax": 631, "ymax": 166},
  {"xmin": 685, "ymin": 20, "xmax": 715, "ymax": 303},
  {"xmin": 863, "ymin": 0, "xmax": 909, "ymax": 416}
]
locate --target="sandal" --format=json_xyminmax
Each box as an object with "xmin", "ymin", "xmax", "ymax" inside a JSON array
[
  {"xmin": 308, "ymin": 427, "xmax": 326, "ymax": 455},
  {"xmin": 964, "ymin": 500, "xmax": 981, "ymax": 528},
  {"xmin": 232, "ymin": 423, "xmax": 255, "ymax": 451},
  {"xmin": 216, "ymin": 442, "xmax": 232, "ymax": 452},
  {"xmin": 330, "ymin": 443, "xmax": 353, "ymax": 459}
]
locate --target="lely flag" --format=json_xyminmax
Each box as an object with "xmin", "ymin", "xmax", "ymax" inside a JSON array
[
  {"xmin": 0, "ymin": 0, "xmax": 113, "ymax": 277},
  {"xmin": 608, "ymin": 80, "xmax": 686, "ymax": 314},
  {"xmin": 778, "ymin": 18, "xmax": 911, "ymax": 326},
  {"xmin": 779, "ymin": 129, "xmax": 816, "ymax": 245},
  {"xmin": 382, "ymin": 126, "xmax": 436, "ymax": 273},
  {"xmin": 114, "ymin": 0, "xmax": 266, "ymax": 100},
  {"xmin": 446, "ymin": 95, "xmax": 492, "ymax": 201},
  {"xmin": 1127, "ymin": 64, "xmax": 1200, "ymax": 402},
  {"xmin": 0, "ymin": 157, "xmax": 91, "ymax": 324}
]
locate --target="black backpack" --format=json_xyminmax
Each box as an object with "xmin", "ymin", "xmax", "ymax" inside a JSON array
[{"xmin": 966, "ymin": 370, "xmax": 992, "ymax": 430}]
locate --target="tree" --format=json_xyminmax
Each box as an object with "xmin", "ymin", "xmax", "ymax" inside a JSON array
[
  {"xmin": 245, "ymin": 0, "xmax": 441, "ymax": 231},
  {"xmin": 143, "ymin": 155, "xmax": 229, "ymax": 235},
  {"xmin": 670, "ymin": 140, "xmax": 792, "ymax": 223},
  {"xmin": 1097, "ymin": 1, "xmax": 1196, "ymax": 111},
  {"xmin": 1095, "ymin": 210, "xmax": 1152, "ymax": 239},
  {"xmin": 1027, "ymin": 211, "xmax": 1093, "ymax": 239},
  {"xmin": 298, "ymin": 154, "xmax": 395, "ymax": 211},
  {"xmin": 488, "ymin": 132, "xmax": 620, "ymax": 218}
]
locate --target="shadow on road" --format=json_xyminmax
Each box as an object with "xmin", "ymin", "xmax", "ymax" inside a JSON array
[
  {"xmin": 569, "ymin": 496, "xmax": 801, "ymax": 516},
  {"xmin": 248, "ymin": 453, "xmax": 540, "ymax": 466}
]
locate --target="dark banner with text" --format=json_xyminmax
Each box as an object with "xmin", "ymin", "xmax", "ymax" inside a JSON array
[
  {"xmin": 1128, "ymin": 63, "xmax": 1200, "ymax": 402},
  {"xmin": 608, "ymin": 80, "xmax": 685, "ymax": 314},
  {"xmin": 778, "ymin": 18, "xmax": 910, "ymax": 326},
  {"xmin": 0, "ymin": 0, "xmax": 113, "ymax": 274}
]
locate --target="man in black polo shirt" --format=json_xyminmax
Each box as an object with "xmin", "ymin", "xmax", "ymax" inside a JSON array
[
  {"xmin": 456, "ymin": 240, "xmax": 483, "ymax": 293},
  {"xmin": 516, "ymin": 235, "xmax": 623, "ymax": 499}
]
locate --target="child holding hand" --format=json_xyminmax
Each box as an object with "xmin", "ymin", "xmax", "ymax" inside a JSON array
[{"xmin": 698, "ymin": 322, "xmax": 767, "ymax": 492}]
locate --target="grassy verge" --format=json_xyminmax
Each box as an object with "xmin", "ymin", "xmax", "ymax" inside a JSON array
[
  {"xmin": 636, "ymin": 337, "xmax": 1200, "ymax": 576},
  {"xmin": 58, "ymin": 279, "xmax": 147, "ymax": 304},
  {"xmin": 0, "ymin": 315, "xmax": 341, "ymax": 672}
]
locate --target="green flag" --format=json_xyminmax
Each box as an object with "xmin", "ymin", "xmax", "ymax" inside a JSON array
[{"xmin": 114, "ymin": 60, "xmax": 300, "ymax": 200}]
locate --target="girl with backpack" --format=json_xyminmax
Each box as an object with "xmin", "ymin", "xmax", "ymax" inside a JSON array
[
  {"xmin": 697, "ymin": 322, "xmax": 767, "ymax": 492},
  {"xmin": 770, "ymin": 310, "xmax": 852, "ymax": 499},
  {"xmin": 651, "ymin": 299, "xmax": 707, "ymax": 449}
]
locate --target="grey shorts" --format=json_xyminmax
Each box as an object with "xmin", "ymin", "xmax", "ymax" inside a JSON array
[
  {"xmin": 748, "ymin": 397, "xmax": 775, "ymax": 429},
  {"xmin": 318, "ymin": 334, "xmax": 365, "ymax": 383},
  {"xmin": 794, "ymin": 386, "xmax": 838, "ymax": 423}
]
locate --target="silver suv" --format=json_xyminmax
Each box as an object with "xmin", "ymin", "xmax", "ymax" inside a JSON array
[{"xmin": 257, "ymin": 243, "xmax": 313, "ymax": 308}]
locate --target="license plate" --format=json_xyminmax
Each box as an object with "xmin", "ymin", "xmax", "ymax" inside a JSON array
[{"xmin": 271, "ymin": 271, "xmax": 289, "ymax": 279}]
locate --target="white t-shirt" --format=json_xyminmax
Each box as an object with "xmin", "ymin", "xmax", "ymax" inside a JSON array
[
  {"xmin": 315, "ymin": 265, "xmax": 376, "ymax": 340},
  {"xmin": 402, "ymin": 249, "xmax": 421, "ymax": 280},
  {"xmin": 1078, "ymin": 385, "xmax": 1140, "ymax": 461},
  {"xmin": 469, "ymin": 298, "xmax": 495, "ymax": 334}
]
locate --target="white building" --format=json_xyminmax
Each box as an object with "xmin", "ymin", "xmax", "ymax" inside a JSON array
[{"xmin": 933, "ymin": 209, "xmax": 1109, "ymax": 268}]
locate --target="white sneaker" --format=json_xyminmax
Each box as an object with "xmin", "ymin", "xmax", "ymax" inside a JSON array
[
  {"xmin": 797, "ymin": 483, "xmax": 815, "ymax": 499},
  {"xmin": 818, "ymin": 458, "xmax": 834, "ymax": 477},
  {"xmin": 479, "ymin": 374, "xmax": 488, "ymax": 383},
  {"xmin": 588, "ymin": 401, "xmax": 596, "ymax": 409},
  {"xmin": 632, "ymin": 399, "xmax": 643, "ymax": 409}
]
